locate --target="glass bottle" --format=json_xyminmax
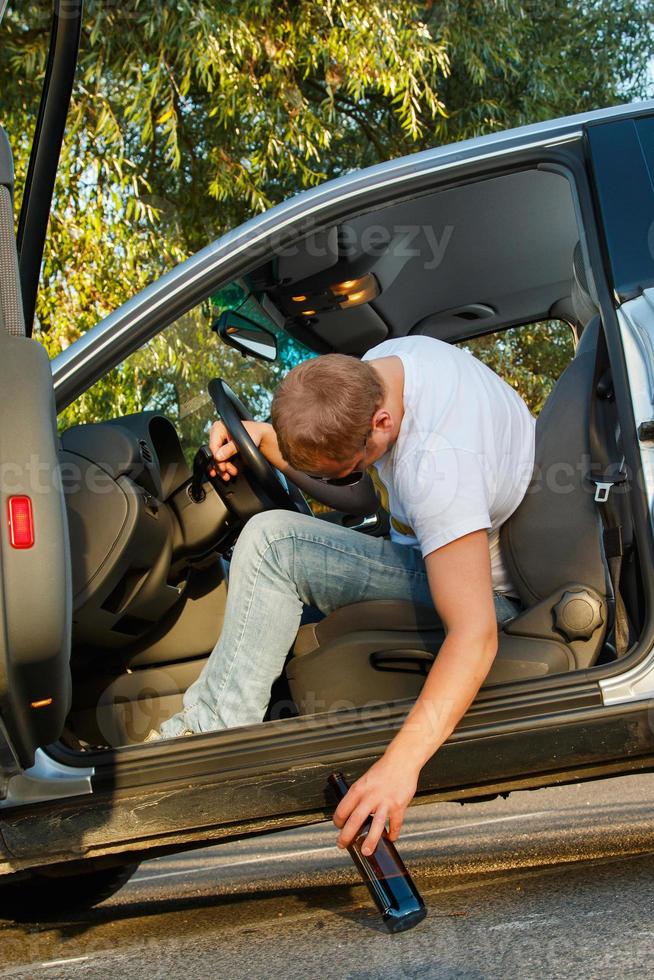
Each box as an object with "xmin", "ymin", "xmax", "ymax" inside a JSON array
[{"xmin": 328, "ymin": 771, "xmax": 427, "ymax": 933}]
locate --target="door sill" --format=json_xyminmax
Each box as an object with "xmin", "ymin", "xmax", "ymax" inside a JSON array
[{"xmin": 46, "ymin": 673, "xmax": 603, "ymax": 789}]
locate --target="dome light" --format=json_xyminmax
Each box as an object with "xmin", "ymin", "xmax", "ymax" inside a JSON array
[{"xmin": 330, "ymin": 273, "xmax": 379, "ymax": 308}]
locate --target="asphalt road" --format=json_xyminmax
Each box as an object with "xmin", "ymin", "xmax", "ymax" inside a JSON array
[{"xmin": 1, "ymin": 773, "xmax": 654, "ymax": 979}]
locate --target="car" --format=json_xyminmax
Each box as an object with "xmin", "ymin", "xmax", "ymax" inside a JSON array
[{"xmin": 2, "ymin": 5, "xmax": 654, "ymax": 920}]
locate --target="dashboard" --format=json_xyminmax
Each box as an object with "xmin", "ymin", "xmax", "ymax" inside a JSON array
[
  {"xmin": 59, "ymin": 409, "xmax": 381, "ymax": 652},
  {"xmin": 60, "ymin": 412, "xmax": 234, "ymax": 649}
]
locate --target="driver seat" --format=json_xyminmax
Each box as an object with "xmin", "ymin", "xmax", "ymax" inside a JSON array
[{"xmin": 287, "ymin": 317, "xmax": 612, "ymax": 714}]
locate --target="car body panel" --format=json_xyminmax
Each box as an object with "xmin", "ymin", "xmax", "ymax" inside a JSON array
[
  {"xmin": 1, "ymin": 699, "xmax": 653, "ymax": 874},
  {"xmin": 587, "ymin": 116, "xmax": 654, "ymax": 301},
  {"xmin": 600, "ymin": 287, "xmax": 654, "ymax": 705},
  {"xmin": 1, "ymin": 749, "xmax": 92, "ymax": 810}
]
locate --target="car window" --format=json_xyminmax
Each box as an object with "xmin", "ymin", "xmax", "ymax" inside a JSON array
[
  {"xmin": 58, "ymin": 282, "xmax": 316, "ymax": 464},
  {"xmin": 458, "ymin": 320, "xmax": 574, "ymax": 416}
]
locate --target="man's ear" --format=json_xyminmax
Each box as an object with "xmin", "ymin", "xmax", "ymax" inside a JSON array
[{"xmin": 372, "ymin": 408, "xmax": 393, "ymax": 432}]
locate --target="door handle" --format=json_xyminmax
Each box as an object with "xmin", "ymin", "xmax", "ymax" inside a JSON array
[{"xmin": 370, "ymin": 649, "xmax": 435, "ymax": 675}]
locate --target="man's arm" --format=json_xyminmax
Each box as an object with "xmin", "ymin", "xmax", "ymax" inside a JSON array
[{"xmin": 333, "ymin": 528, "xmax": 498, "ymax": 854}]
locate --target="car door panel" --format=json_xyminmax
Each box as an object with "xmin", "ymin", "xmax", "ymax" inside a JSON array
[{"xmin": 0, "ymin": 128, "xmax": 72, "ymax": 772}]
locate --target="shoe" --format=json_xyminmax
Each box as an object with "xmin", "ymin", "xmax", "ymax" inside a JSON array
[
  {"xmin": 60, "ymin": 727, "xmax": 110, "ymax": 751},
  {"xmin": 144, "ymin": 728, "xmax": 195, "ymax": 743}
]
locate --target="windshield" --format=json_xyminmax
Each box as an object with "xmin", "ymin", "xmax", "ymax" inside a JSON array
[{"xmin": 57, "ymin": 281, "xmax": 316, "ymax": 464}]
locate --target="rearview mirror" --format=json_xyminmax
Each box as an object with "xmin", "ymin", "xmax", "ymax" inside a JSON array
[{"xmin": 214, "ymin": 310, "xmax": 278, "ymax": 362}]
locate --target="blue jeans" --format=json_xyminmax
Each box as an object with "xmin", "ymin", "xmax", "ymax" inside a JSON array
[{"xmin": 160, "ymin": 510, "xmax": 522, "ymax": 737}]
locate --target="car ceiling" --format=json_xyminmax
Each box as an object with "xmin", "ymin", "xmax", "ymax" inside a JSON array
[{"xmin": 253, "ymin": 168, "xmax": 580, "ymax": 354}]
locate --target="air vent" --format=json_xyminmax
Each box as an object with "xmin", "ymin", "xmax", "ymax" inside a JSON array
[{"xmin": 139, "ymin": 440, "xmax": 153, "ymax": 465}]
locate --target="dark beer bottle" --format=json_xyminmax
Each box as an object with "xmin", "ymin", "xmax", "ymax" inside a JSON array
[{"xmin": 328, "ymin": 772, "xmax": 427, "ymax": 933}]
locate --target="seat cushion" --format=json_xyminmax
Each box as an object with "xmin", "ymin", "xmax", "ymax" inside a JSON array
[{"xmin": 294, "ymin": 600, "xmax": 442, "ymax": 657}]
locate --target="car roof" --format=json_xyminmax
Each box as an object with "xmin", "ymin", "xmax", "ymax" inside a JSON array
[
  {"xmin": 254, "ymin": 103, "xmax": 654, "ymax": 352},
  {"xmin": 53, "ymin": 100, "xmax": 654, "ymax": 401},
  {"xmin": 312, "ymin": 99, "xmax": 654, "ymax": 194},
  {"xmin": 246, "ymin": 99, "xmax": 653, "ymax": 235}
]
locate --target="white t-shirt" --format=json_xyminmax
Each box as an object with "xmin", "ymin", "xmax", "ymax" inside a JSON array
[{"xmin": 362, "ymin": 336, "xmax": 536, "ymax": 596}]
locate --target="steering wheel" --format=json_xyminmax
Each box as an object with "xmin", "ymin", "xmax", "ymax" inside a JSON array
[{"xmin": 207, "ymin": 378, "xmax": 298, "ymax": 511}]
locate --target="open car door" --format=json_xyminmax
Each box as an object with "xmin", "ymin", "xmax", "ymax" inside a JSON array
[
  {"xmin": 0, "ymin": 1, "xmax": 81, "ymax": 779},
  {"xmin": 0, "ymin": 126, "xmax": 72, "ymax": 776}
]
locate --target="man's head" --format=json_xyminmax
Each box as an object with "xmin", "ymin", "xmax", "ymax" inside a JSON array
[{"xmin": 271, "ymin": 353, "xmax": 396, "ymax": 480}]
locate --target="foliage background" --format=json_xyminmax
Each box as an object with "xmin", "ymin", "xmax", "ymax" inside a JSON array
[{"xmin": 1, "ymin": 0, "xmax": 652, "ymax": 427}]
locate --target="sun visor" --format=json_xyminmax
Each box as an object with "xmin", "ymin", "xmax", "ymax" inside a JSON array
[
  {"xmin": 311, "ymin": 304, "xmax": 388, "ymax": 355},
  {"xmin": 413, "ymin": 303, "xmax": 499, "ymax": 342},
  {"xmin": 276, "ymin": 227, "xmax": 340, "ymax": 285}
]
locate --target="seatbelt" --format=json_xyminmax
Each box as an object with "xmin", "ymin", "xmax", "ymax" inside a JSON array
[
  {"xmin": 587, "ymin": 321, "xmax": 631, "ymax": 655},
  {"xmin": 0, "ymin": 183, "xmax": 26, "ymax": 337}
]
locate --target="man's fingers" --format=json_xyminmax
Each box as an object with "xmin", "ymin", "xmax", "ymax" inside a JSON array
[
  {"xmin": 216, "ymin": 463, "xmax": 238, "ymax": 482},
  {"xmin": 206, "ymin": 416, "xmax": 239, "ymax": 482},
  {"xmin": 208, "ymin": 421, "xmax": 229, "ymax": 455},
  {"xmin": 337, "ymin": 800, "xmax": 372, "ymax": 849},
  {"xmin": 208, "ymin": 460, "xmax": 238, "ymax": 479},
  {"xmin": 213, "ymin": 438, "xmax": 237, "ymax": 462},
  {"xmin": 333, "ymin": 782, "xmax": 363, "ymax": 828},
  {"xmin": 388, "ymin": 806, "xmax": 404, "ymax": 842},
  {"xmin": 362, "ymin": 806, "xmax": 388, "ymax": 856}
]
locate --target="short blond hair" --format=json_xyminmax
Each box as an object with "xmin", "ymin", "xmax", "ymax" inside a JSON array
[{"xmin": 272, "ymin": 354, "xmax": 384, "ymax": 471}]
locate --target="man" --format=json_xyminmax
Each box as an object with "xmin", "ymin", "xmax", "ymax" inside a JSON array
[{"xmin": 157, "ymin": 334, "xmax": 535, "ymax": 856}]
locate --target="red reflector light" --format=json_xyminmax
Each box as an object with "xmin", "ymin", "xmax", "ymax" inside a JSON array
[{"xmin": 7, "ymin": 496, "xmax": 35, "ymax": 549}]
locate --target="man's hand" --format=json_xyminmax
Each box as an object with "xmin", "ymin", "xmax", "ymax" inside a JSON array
[
  {"xmin": 333, "ymin": 750, "xmax": 419, "ymax": 855},
  {"xmin": 208, "ymin": 419, "xmax": 272, "ymax": 481}
]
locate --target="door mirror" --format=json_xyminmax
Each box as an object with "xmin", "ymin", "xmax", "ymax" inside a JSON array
[{"xmin": 214, "ymin": 310, "xmax": 278, "ymax": 362}]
